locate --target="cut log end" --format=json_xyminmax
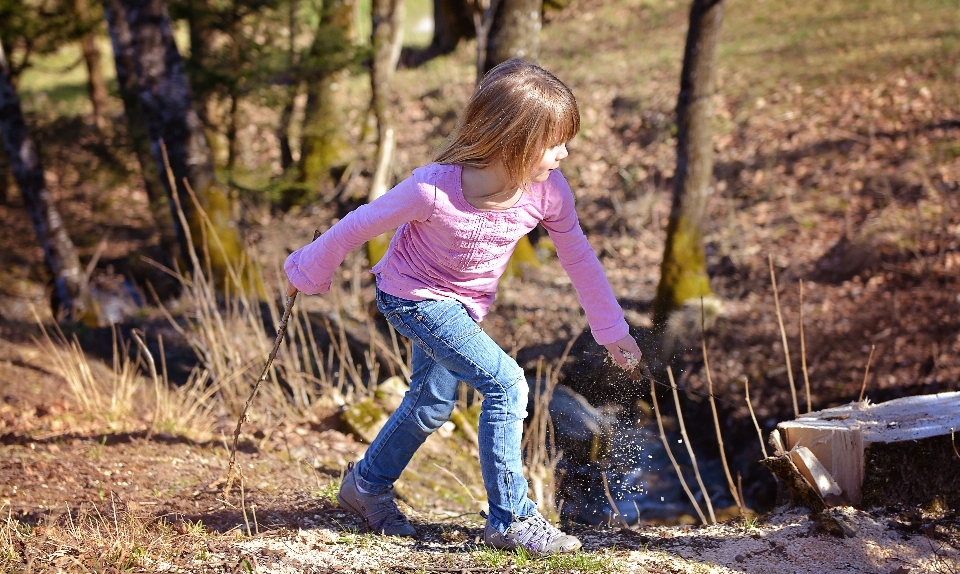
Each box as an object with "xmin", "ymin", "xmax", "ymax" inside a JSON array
[{"xmin": 769, "ymin": 391, "xmax": 960, "ymax": 511}]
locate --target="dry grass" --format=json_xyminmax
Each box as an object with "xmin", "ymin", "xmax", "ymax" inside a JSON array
[
  {"xmin": 0, "ymin": 499, "xmax": 214, "ymax": 572},
  {"xmin": 34, "ymin": 319, "xmax": 141, "ymax": 426}
]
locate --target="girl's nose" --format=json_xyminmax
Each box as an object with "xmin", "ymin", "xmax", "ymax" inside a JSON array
[{"xmin": 557, "ymin": 143, "xmax": 568, "ymax": 160}]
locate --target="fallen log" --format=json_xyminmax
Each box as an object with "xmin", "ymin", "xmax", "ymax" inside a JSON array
[{"xmin": 769, "ymin": 391, "xmax": 960, "ymax": 509}]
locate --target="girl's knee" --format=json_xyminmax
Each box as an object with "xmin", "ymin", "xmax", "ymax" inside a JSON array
[
  {"xmin": 413, "ymin": 401, "xmax": 456, "ymax": 433},
  {"xmin": 482, "ymin": 372, "xmax": 528, "ymax": 420}
]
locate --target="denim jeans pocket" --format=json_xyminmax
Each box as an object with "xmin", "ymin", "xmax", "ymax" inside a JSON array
[
  {"xmin": 376, "ymin": 289, "xmax": 482, "ymax": 355},
  {"xmin": 413, "ymin": 299, "xmax": 482, "ymax": 346}
]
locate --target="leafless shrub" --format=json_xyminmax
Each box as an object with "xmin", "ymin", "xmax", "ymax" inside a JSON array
[{"xmin": 522, "ymin": 337, "xmax": 577, "ymax": 519}]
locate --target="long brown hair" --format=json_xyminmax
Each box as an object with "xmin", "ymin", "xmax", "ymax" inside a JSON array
[{"xmin": 434, "ymin": 59, "xmax": 580, "ymax": 190}]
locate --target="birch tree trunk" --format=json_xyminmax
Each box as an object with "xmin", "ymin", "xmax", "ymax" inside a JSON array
[
  {"xmin": 104, "ymin": 0, "xmax": 181, "ymax": 264},
  {"xmin": 116, "ymin": 0, "xmax": 247, "ymax": 286},
  {"xmin": 366, "ymin": 0, "xmax": 405, "ymax": 265},
  {"xmin": 0, "ymin": 42, "xmax": 87, "ymax": 319},
  {"xmin": 652, "ymin": 0, "xmax": 725, "ymax": 329},
  {"xmin": 74, "ymin": 0, "xmax": 110, "ymax": 131}
]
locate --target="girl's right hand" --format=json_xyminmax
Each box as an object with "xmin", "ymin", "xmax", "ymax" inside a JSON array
[{"xmin": 286, "ymin": 281, "xmax": 298, "ymax": 297}]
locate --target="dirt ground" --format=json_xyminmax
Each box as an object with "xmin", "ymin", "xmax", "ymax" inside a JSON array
[{"xmin": 2, "ymin": 337, "xmax": 959, "ymax": 573}]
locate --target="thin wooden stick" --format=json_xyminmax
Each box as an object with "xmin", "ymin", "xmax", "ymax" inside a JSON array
[
  {"xmin": 799, "ymin": 280, "xmax": 811, "ymax": 413},
  {"xmin": 224, "ymin": 230, "xmax": 321, "ymax": 498},
  {"xmin": 668, "ymin": 366, "xmax": 716, "ymax": 524},
  {"xmin": 701, "ymin": 298, "xmax": 742, "ymax": 512},
  {"xmin": 601, "ymin": 472, "xmax": 630, "ymax": 528},
  {"xmin": 224, "ymin": 292, "xmax": 297, "ymax": 497},
  {"xmin": 745, "ymin": 377, "xmax": 768, "ymax": 459},
  {"xmin": 646, "ymin": 367, "xmax": 707, "ymax": 525},
  {"xmin": 858, "ymin": 344, "xmax": 876, "ymax": 402},
  {"xmin": 952, "ymin": 429, "xmax": 959, "ymax": 461},
  {"xmin": 769, "ymin": 255, "xmax": 799, "ymax": 418},
  {"xmin": 737, "ymin": 473, "xmax": 745, "ymax": 515}
]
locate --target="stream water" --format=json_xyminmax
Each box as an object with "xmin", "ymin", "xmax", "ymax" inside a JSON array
[{"xmin": 557, "ymin": 417, "xmax": 738, "ymax": 526}]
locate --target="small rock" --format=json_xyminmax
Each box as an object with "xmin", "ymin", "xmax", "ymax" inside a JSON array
[
  {"xmin": 340, "ymin": 398, "xmax": 388, "ymax": 444},
  {"xmin": 374, "ymin": 376, "xmax": 409, "ymax": 413}
]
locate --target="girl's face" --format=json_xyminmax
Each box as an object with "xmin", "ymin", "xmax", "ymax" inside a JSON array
[{"xmin": 528, "ymin": 142, "xmax": 569, "ymax": 183}]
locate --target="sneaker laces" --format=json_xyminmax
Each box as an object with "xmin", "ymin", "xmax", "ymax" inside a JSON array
[
  {"xmin": 509, "ymin": 513, "xmax": 564, "ymax": 552},
  {"xmin": 364, "ymin": 489, "xmax": 410, "ymax": 532}
]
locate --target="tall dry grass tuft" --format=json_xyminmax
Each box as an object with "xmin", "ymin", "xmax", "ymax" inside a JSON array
[
  {"xmin": 139, "ymin": 144, "xmax": 410, "ymax": 450},
  {"xmin": 130, "ymin": 330, "xmax": 219, "ymax": 439},
  {"xmin": 0, "ymin": 499, "xmax": 210, "ymax": 571},
  {"xmin": 31, "ymin": 310, "xmax": 219, "ymax": 438},
  {"xmin": 34, "ymin": 313, "xmax": 140, "ymax": 425}
]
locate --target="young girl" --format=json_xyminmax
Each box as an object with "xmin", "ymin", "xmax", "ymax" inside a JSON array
[{"xmin": 285, "ymin": 58, "xmax": 642, "ymax": 556}]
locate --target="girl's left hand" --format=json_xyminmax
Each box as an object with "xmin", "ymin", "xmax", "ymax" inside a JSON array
[{"xmin": 604, "ymin": 335, "xmax": 642, "ymax": 371}]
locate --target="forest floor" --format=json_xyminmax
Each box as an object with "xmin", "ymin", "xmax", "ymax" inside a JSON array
[{"xmin": 2, "ymin": 0, "xmax": 960, "ymax": 571}]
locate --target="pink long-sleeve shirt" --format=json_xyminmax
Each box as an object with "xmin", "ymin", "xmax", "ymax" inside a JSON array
[{"xmin": 285, "ymin": 163, "xmax": 629, "ymax": 345}]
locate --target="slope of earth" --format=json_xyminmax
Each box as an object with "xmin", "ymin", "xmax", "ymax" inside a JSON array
[{"xmin": 2, "ymin": 341, "xmax": 958, "ymax": 573}]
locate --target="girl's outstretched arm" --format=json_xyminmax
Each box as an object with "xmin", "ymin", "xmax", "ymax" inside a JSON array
[
  {"xmin": 540, "ymin": 172, "xmax": 631, "ymax": 347},
  {"xmin": 285, "ymin": 175, "xmax": 435, "ymax": 295}
]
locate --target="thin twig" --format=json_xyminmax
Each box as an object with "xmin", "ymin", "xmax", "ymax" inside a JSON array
[
  {"xmin": 224, "ymin": 229, "xmax": 320, "ymax": 497},
  {"xmin": 737, "ymin": 473, "xmax": 745, "ymax": 515},
  {"xmin": 952, "ymin": 429, "xmax": 959, "ymax": 461},
  {"xmin": 601, "ymin": 472, "xmax": 630, "ymax": 528},
  {"xmin": 130, "ymin": 331, "xmax": 160, "ymax": 438},
  {"xmin": 239, "ymin": 474, "xmax": 252, "ymax": 536},
  {"xmin": 799, "ymin": 280, "xmax": 811, "ymax": 413},
  {"xmin": 646, "ymin": 366, "xmax": 706, "ymax": 525},
  {"xmin": 432, "ymin": 463, "xmax": 479, "ymax": 507},
  {"xmin": 858, "ymin": 344, "xmax": 876, "ymax": 402},
  {"xmin": 701, "ymin": 298, "xmax": 742, "ymax": 513},
  {"xmin": 745, "ymin": 377, "xmax": 768, "ymax": 459},
  {"xmin": 668, "ymin": 366, "xmax": 715, "ymax": 524},
  {"xmin": 769, "ymin": 255, "xmax": 799, "ymax": 418},
  {"xmin": 224, "ymin": 292, "xmax": 297, "ymax": 498}
]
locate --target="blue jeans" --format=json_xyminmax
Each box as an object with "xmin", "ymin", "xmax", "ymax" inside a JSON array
[{"xmin": 353, "ymin": 286, "xmax": 536, "ymax": 534}]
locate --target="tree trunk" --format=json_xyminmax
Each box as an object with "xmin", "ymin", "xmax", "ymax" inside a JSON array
[
  {"xmin": 0, "ymin": 42, "xmax": 87, "ymax": 320},
  {"xmin": 652, "ymin": 0, "xmax": 724, "ymax": 329},
  {"xmin": 367, "ymin": 0, "xmax": 405, "ymax": 265},
  {"xmin": 0, "ymin": 145, "xmax": 9, "ymax": 205},
  {"xmin": 104, "ymin": 0, "xmax": 181, "ymax": 265},
  {"xmin": 276, "ymin": 0, "xmax": 299, "ymax": 172},
  {"xmin": 74, "ymin": 0, "xmax": 110, "ymax": 131},
  {"xmin": 287, "ymin": 0, "xmax": 356, "ymax": 208},
  {"xmin": 481, "ymin": 0, "xmax": 542, "ymax": 76},
  {"xmin": 116, "ymin": 0, "xmax": 247, "ymax": 287},
  {"xmin": 476, "ymin": 0, "xmax": 543, "ymax": 271},
  {"xmin": 435, "ymin": 0, "xmax": 476, "ymax": 54}
]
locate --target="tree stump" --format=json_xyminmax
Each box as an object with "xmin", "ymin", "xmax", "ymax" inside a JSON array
[{"xmin": 771, "ymin": 392, "xmax": 960, "ymax": 510}]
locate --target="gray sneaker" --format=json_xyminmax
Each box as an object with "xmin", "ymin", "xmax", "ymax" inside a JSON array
[
  {"xmin": 482, "ymin": 511, "xmax": 582, "ymax": 556},
  {"xmin": 336, "ymin": 462, "xmax": 416, "ymax": 537}
]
